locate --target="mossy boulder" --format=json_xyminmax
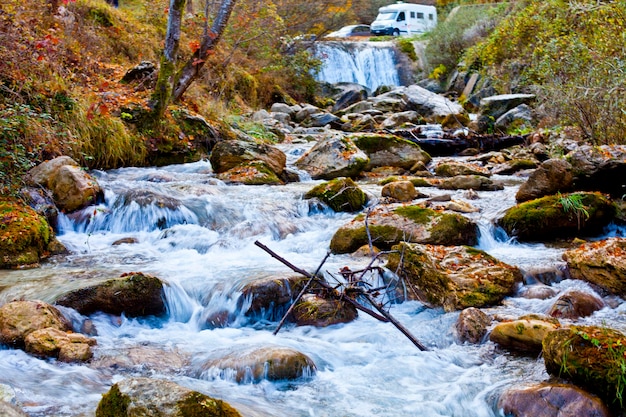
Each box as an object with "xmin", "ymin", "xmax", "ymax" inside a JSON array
[
  {"xmin": 198, "ymin": 346, "xmax": 316, "ymax": 383},
  {"xmin": 294, "ymin": 135, "xmax": 369, "ymax": 180},
  {"xmin": 0, "ymin": 300, "xmax": 71, "ymax": 347},
  {"xmin": 0, "ymin": 199, "xmax": 65, "ymax": 268},
  {"xmin": 304, "ymin": 177, "xmax": 368, "ymax": 212},
  {"xmin": 386, "ymin": 243, "xmax": 522, "ymax": 311},
  {"xmin": 96, "ymin": 377, "xmax": 242, "ymax": 417},
  {"xmin": 292, "ymin": 293, "xmax": 358, "ymax": 327},
  {"xmin": 216, "ymin": 160, "xmax": 284, "ymax": 185},
  {"xmin": 350, "ymin": 133, "xmax": 431, "ymax": 170},
  {"xmin": 543, "ymin": 326, "xmax": 626, "ymax": 411},
  {"xmin": 497, "ymin": 192, "xmax": 616, "ymax": 242},
  {"xmin": 209, "ymin": 139, "xmax": 286, "ymax": 178},
  {"xmin": 489, "ymin": 315, "xmax": 560, "ymax": 354},
  {"xmin": 562, "ymin": 237, "xmax": 626, "ymax": 296},
  {"xmin": 55, "ymin": 272, "xmax": 166, "ymax": 317},
  {"xmin": 330, "ymin": 204, "xmax": 478, "ymax": 254}
]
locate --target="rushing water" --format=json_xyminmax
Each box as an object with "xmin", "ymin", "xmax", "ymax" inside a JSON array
[
  {"xmin": 0, "ymin": 147, "xmax": 624, "ymax": 417},
  {"xmin": 313, "ymin": 41, "xmax": 401, "ymax": 91}
]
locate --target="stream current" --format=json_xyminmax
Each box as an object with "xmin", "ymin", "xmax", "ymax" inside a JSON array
[{"xmin": 1, "ymin": 142, "xmax": 625, "ymax": 417}]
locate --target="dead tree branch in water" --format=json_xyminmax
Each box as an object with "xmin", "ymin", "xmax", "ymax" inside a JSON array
[{"xmin": 254, "ymin": 240, "xmax": 428, "ymax": 351}]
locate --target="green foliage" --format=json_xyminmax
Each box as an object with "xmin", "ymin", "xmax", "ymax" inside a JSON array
[
  {"xmin": 464, "ymin": 0, "xmax": 626, "ymax": 144},
  {"xmin": 424, "ymin": 3, "xmax": 509, "ymax": 79},
  {"xmin": 557, "ymin": 191, "xmax": 590, "ymax": 230},
  {"xmin": 396, "ymin": 37, "xmax": 418, "ymax": 61}
]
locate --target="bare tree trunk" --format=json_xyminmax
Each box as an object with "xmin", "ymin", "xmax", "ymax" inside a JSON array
[
  {"xmin": 186, "ymin": 0, "xmax": 194, "ymax": 15},
  {"xmin": 151, "ymin": 0, "xmax": 187, "ymax": 122},
  {"xmin": 172, "ymin": 0, "xmax": 237, "ymax": 101}
]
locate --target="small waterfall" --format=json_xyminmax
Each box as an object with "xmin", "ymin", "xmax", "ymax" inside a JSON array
[{"xmin": 313, "ymin": 41, "xmax": 401, "ymax": 91}]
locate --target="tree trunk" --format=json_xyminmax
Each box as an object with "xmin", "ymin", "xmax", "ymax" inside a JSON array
[
  {"xmin": 172, "ymin": 0, "xmax": 237, "ymax": 101},
  {"xmin": 151, "ymin": 0, "xmax": 187, "ymax": 122}
]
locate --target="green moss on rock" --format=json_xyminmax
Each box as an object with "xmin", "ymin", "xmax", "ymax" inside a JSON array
[{"xmin": 304, "ymin": 177, "xmax": 368, "ymax": 212}]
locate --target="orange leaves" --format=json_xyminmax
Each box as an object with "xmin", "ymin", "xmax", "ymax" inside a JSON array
[{"xmin": 189, "ymin": 40, "xmax": 201, "ymax": 53}]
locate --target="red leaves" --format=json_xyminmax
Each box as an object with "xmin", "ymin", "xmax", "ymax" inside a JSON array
[{"xmin": 189, "ymin": 40, "xmax": 200, "ymax": 53}]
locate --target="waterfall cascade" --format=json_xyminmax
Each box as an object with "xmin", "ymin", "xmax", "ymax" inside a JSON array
[{"xmin": 313, "ymin": 41, "xmax": 401, "ymax": 91}]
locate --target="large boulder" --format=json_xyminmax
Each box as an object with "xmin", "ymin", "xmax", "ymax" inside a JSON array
[
  {"xmin": 25, "ymin": 156, "xmax": 103, "ymax": 213},
  {"xmin": 562, "ymin": 237, "xmax": 626, "ymax": 296},
  {"xmin": 489, "ymin": 315, "xmax": 560, "ymax": 354},
  {"xmin": 216, "ymin": 160, "xmax": 284, "ymax": 185},
  {"xmin": 350, "ymin": 133, "xmax": 431, "ymax": 170},
  {"xmin": 386, "ymin": 243, "xmax": 522, "ymax": 311},
  {"xmin": 295, "ymin": 135, "xmax": 369, "ymax": 180},
  {"xmin": 330, "ymin": 204, "xmax": 478, "ymax": 254},
  {"xmin": 0, "ymin": 300, "xmax": 71, "ymax": 347},
  {"xmin": 304, "ymin": 177, "xmax": 368, "ymax": 212},
  {"xmin": 0, "ymin": 199, "xmax": 65, "ymax": 268},
  {"xmin": 209, "ymin": 139, "xmax": 286, "ymax": 178},
  {"xmin": 516, "ymin": 158, "xmax": 574, "ymax": 202},
  {"xmin": 543, "ymin": 326, "xmax": 626, "ymax": 411},
  {"xmin": 292, "ymin": 293, "xmax": 358, "ymax": 327},
  {"xmin": 25, "ymin": 327, "xmax": 96, "ymax": 362},
  {"xmin": 498, "ymin": 192, "xmax": 616, "ymax": 242},
  {"xmin": 498, "ymin": 383, "xmax": 611, "ymax": 417},
  {"xmin": 96, "ymin": 377, "xmax": 242, "ymax": 417},
  {"xmin": 197, "ymin": 346, "xmax": 316, "ymax": 383},
  {"xmin": 381, "ymin": 180, "xmax": 418, "ymax": 202},
  {"xmin": 566, "ymin": 144, "xmax": 626, "ymax": 198},
  {"xmin": 403, "ymin": 85, "xmax": 467, "ymax": 122},
  {"xmin": 55, "ymin": 272, "xmax": 166, "ymax": 317}
]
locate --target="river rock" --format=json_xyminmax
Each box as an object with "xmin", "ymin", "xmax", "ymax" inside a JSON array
[
  {"xmin": 498, "ymin": 192, "xmax": 616, "ymax": 242},
  {"xmin": 216, "ymin": 160, "xmax": 284, "ymax": 185},
  {"xmin": 95, "ymin": 377, "xmax": 242, "ymax": 417},
  {"xmin": 25, "ymin": 156, "xmax": 103, "ymax": 213},
  {"xmin": 351, "ymin": 132, "xmax": 431, "ymax": 171},
  {"xmin": 489, "ymin": 315, "xmax": 560, "ymax": 354},
  {"xmin": 518, "ymin": 284, "xmax": 558, "ymax": 300},
  {"xmin": 386, "ymin": 243, "xmax": 522, "ymax": 311},
  {"xmin": 562, "ymin": 237, "xmax": 626, "ymax": 296},
  {"xmin": 437, "ymin": 175, "xmax": 503, "ymax": 191},
  {"xmin": 434, "ymin": 161, "xmax": 490, "ymax": 177},
  {"xmin": 304, "ymin": 177, "xmax": 368, "ymax": 212},
  {"xmin": 380, "ymin": 110, "xmax": 421, "ymax": 129},
  {"xmin": 332, "ymin": 87, "xmax": 368, "ymax": 113},
  {"xmin": 566, "ymin": 144, "xmax": 626, "ymax": 198},
  {"xmin": 209, "ymin": 139, "xmax": 286, "ymax": 178},
  {"xmin": 0, "ymin": 199, "xmax": 66, "ymax": 269},
  {"xmin": 548, "ymin": 290, "xmax": 605, "ymax": 320},
  {"xmin": 25, "ymin": 327, "xmax": 96, "ymax": 362},
  {"xmin": 0, "ymin": 401, "xmax": 29, "ymax": 417},
  {"xmin": 516, "ymin": 158, "xmax": 574, "ymax": 202},
  {"xmin": 455, "ymin": 307, "xmax": 491, "ymax": 344},
  {"xmin": 498, "ymin": 383, "xmax": 611, "ymax": 417},
  {"xmin": 403, "ymin": 85, "xmax": 466, "ymax": 122},
  {"xmin": 240, "ymin": 274, "xmax": 307, "ymax": 320},
  {"xmin": 494, "ymin": 103, "xmax": 533, "ymax": 132},
  {"xmin": 490, "ymin": 157, "xmax": 539, "ymax": 175},
  {"xmin": 198, "ymin": 346, "xmax": 316, "ymax": 383},
  {"xmin": 292, "ymin": 293, "xmax": 358, "ymax": 327},
  {"xmin": 294, "ymin": 134, "xmax": 369, "ymax": 180},
  {"xmin": 381, "ymin": 180, "xmax": 418, "ymax": 202},
  {"xmin": 91, "ymin": 346, "xmax": 190, "ymax": 373},
  {"xmin": 543, "ymin": 326, "xmax": 626, "ymax": 410},
  {"xmin": 479, "ymin": 93, "xmax": 536, "ymax": 120},
  {"xmin": 330, "ymin": 204, "xmax": 478, "ymax": 254},
  {"xmin": 55, "ymin": 272, "xmax": 166, "ymax": 317},
  {"xmin": 0, "ymin": 300, "xmax": 71, "ymax": 347}
]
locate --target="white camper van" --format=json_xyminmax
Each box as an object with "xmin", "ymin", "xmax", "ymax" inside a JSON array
[{"xmin": 370, "ymin": 2, "xmax": 437, "ymax": 36}]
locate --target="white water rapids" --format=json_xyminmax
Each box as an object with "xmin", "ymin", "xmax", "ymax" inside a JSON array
[{"xmin": 0, "ymin": 145, "xmax": 625, "ymax": 417}]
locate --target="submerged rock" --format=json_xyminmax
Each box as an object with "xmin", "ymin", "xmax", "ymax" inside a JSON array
[
  {"xmin": 96, "ymin": 377, "xmax": 242, "ymax": 417},
  {"xmin": 240, "ymin": 274, "xmax": 307, "ymax": 320},
  {"xmin": 304, "ymin": 177, "xmax": 368, "ymax": 212},
  {"xmin": 498, "ymin": 383, "xmax": 611, "ymax": 417},
  {"xmin": 562, "ymin": 237, "xmax": 626, "ymax": 296},
  {"xmin": 386, "ymin": 243, "xmax": 522, "ymax": 311},
  {"xmin": 198, "ymin": 346, "xmax": 316, "ymax": 383},
  {"xmin": 55, "ymin": 272, "xmax": 166, "ymax": 317},
  {"xmin": 330, "ymin": 204, "xmax": 478, "ymax": 254},
  {"xmin": 490, "ymin": 314, "xmax": 560, "ymax": 354},
  {"xmin": 498, "ymin": 192, "xmax": 616, "ymax": 242}
]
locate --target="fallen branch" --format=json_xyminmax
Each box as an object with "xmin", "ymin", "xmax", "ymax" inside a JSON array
[{"xmin": 254, "ymin": 240, "xmax": 429, "ymax": 351}]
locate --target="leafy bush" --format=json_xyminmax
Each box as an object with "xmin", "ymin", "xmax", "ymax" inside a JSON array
[{"xmin": 464, "ymin": 0, "xmax": 626, "ymax": 144}]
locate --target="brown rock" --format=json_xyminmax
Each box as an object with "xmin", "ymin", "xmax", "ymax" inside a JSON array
[
  {"xmin": 489, "ymin": 315, "xmax": 560, "ymax": 354},
  {"xmin": 0, "ymin": 300, "xmax": 71, "ymax": 347},
  {"xmin": 292, "ymin": 294, "xmax": 358, "ymax": 327},
  {"xmin": 455, "ymin": 307, "xmax": 491, "ymax": 344},
  {"xmin": 548, "ymin": 290, "xmax": 605, "ymax": 320},
  {"xmin": 25, "ymin": 327, "xmax": 96, "ymax": 362},
  {"xmin": 381, "ymin": 180, "xmax": 417, "ymax": 202},
  {"xmin": 516, "ymin": 158, "xmax": 574, "ymax": 202}
]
